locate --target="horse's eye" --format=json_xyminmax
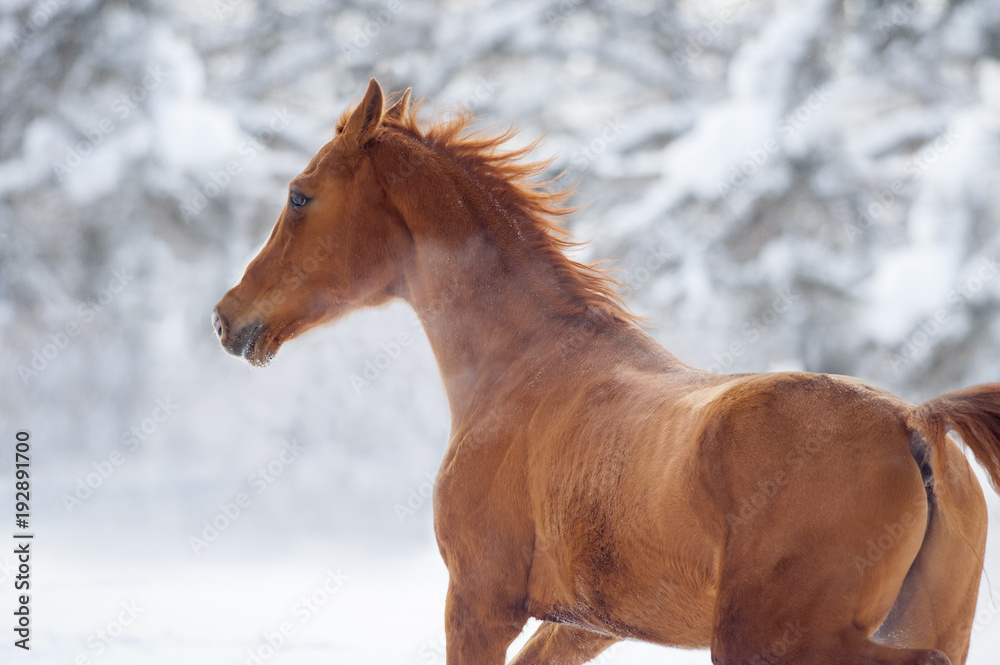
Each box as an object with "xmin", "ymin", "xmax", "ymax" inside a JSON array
[{"xmin": 289, "ymin": 191, "xmax": 309, "ymax": 208}]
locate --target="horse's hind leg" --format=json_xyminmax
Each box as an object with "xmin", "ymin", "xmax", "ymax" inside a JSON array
[
  {"xmin": 508, "ymin": 623, "xmax": 618, "ymax": 665},
  {"xmin": 873, "ymin": 441, "xmax": 989, "ymax": 665},
  {"xmin": 711, "ymin": 548, "xmax": 954, "ymax": 665},
  {"xmin": 709, "ymin": 428, "xmax": 951, "ymax": 664},
  {"xmin": 806, "ymin": 634, "xmax": 951, "ymax": 665}
]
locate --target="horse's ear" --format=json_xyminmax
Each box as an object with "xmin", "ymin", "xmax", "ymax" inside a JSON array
[
  {"xmin": 384, "ymin": 88, "xmax": 412, "ymax": 123},
  {"xmin": 341, "ymin": 78, "xmax": 384, "ymax": 145}
]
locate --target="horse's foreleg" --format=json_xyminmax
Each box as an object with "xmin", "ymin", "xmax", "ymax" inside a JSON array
[
  {"xmin": 508, "ymin": 622, "xmax": 618, "ymax": 665},
  {"xmin": 444, "ymin": 579, "xmax": 527, "ymax": 665}
]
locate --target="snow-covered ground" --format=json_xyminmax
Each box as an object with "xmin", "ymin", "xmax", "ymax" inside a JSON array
[
  {"xmin": 19, "ymin": 502, "xmax": 1000, "ymax": 665},
  {"xmin": 29, "ymin": 549, "xmax": 699, "ymax": 665}
]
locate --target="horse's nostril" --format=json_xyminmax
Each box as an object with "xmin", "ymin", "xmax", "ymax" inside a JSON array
[{"xmin": 212, "ymin": 310, "xmax": 224, "ymax": 340}]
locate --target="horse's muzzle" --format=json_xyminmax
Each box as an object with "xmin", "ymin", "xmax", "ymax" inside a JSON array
[{"xmin": 212, "ymin": 306, "xmax": 263, "ymax": 361}]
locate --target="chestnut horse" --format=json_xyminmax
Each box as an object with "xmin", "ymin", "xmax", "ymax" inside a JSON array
[{"xmin": 213, "ymin": 79, "xmax": 1000, "ymax": 665}]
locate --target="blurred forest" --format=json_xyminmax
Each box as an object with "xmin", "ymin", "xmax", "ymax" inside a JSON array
[{"xmin": 1, "ymin": 0, "xmax": 999, "ymax": 546}]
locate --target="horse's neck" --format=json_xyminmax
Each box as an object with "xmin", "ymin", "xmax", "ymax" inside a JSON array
[
  {"xmin": 383, "ymin": 149, "xmax": 676, "ymax": 425},
  {"xmin": 403, "ymin": 221, "xmax": 573, "ymax": 420},
  {"xmin": 383, "ymin": 163, "xmax": 582, "ymax": 418}
]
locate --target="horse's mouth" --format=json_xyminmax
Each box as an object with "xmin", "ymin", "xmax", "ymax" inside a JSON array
[
  {"xmin": 221, "ymin": 320, "xmax": 272, "ymax": 366},
  {"xmin": 242, "ymin": 335, "xmax": 266, "ymax": 366},
  {"xmin": 243, "ymin": 326, "xmax": 278, "ymax": 367},
  {"xmin": 232, "ymin": 320, "xmax": 301, "ymax": 367}
]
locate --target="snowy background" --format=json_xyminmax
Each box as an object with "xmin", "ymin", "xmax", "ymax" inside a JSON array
[{"xmin": 2, "ymin": 0, "xmax": 1000, "ymax": 662}]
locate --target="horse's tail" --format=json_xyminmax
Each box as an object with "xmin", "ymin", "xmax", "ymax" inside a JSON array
[{"xmin": 906, "ymin": 383, "xmax": 1000, "ymax": 494}]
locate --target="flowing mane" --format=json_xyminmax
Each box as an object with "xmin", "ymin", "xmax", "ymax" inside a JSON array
[{"xmin": 338, "ymin": 94, "xmax": 641, "ymax": 328}]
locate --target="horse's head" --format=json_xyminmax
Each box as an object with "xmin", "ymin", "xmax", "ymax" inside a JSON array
[{"xmin": 213, "ymin": 79, "xmax": 411, "ymax": 366}]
